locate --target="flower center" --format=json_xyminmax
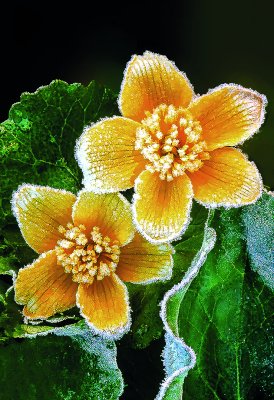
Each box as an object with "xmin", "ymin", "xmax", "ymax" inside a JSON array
[
  {"xmin": 56, "ymin": 223, "xmax": 120, "ymax": 285},
  {"xmin": 135, "ymin": 104, "xmax": 210, "ymax": 181}
]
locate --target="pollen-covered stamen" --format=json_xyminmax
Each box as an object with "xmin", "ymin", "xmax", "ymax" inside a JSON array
[
  {"xmin": 135, "ymin": 104, "xmax": 210, "ymax": 181},
  {"xmin": 56, "ymin": 223, "xmax": 120, "ymax": 285}
]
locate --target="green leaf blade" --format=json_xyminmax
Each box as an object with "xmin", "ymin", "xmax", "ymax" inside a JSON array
[
  {"xmin": 0, "ymin": 326, "xmax": 124, "ymax": 400},
  {"xmin": 180, "ymin": 204, "xmax": 273, "ymax": 399},
  {"xmin": 156, "ymin": 218, "xmax": 216, "ymax": 399}
]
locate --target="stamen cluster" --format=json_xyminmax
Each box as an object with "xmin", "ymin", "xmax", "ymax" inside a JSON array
[
  {"xmin": 56, "ymin": 223, "xmax": 120, "ymax": 284},
  {"xmin": 135, "ymin": 104, "xmax": 210, "ymax": 181}
]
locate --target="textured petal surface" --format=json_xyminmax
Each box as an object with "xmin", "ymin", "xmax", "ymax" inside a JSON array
[
  {"xmin": 119, "ymin": 51, "xmax": 194, "ymax": 122},
  {"xmin": 12, "ymin": 185, "xmax": 76, "ymax": 254},
  {"xmin": 73, "ymin": 191, "xmax": 135, "ymax": 246},
  {"xmin": 188, "ymin": 147, "xmax": 262, "ymax": 207},
  {"xmin": 77, "ymin": 274, "xmax": 130, "ymax": 337},
  {"xmin": 15, "ymin": 250, "xmax": 78, "ymax": 318},
  {"xmin": 75, "ymin": 117, "xmax": 145, "ymax": 192},
  {"xmin": 189, "ymin": 84, "xmax": 266, "ymax": 151},
  {"xmin": 133, "ymin": 171, "xmax": 193, "ymax": 243},
  {"xmin": 116, "ymin": 233, "xmax": 173, "ymax": 283}
]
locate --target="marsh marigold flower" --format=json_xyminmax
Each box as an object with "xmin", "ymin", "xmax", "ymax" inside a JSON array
[
  {"xmin": 12, "ymin": 185, "xmax": 173, "ymax": 337},
  {"xmin": 76, "ymin": 52, "xmax": 266, "ymax": 243}
]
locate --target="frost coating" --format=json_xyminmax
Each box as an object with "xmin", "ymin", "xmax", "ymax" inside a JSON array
[
  {"xmin": 156, "ymin": 219, "xmax": 216, "ymax": 399},
  {"xmin": 19, "ymin": 323, "xmax": 125, "ymax": 399},
  {"xmin": 242, "ymin": 191, "xmax": 274, "ymax": 291}
]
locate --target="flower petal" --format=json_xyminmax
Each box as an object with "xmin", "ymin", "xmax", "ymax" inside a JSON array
[
  {"xmin": 73, "ymin": 191, "xmax": 135, "ymax": 246},
  {"xmin": 15, "ymin": 250, "xmax": 78, "ymax": 319},
  {"xmin": 77, "ymin": 274, "xmax": 130, "ymax": 338},
  {"xmin": 75, "ymin": 117, "xmax": 145, "ymax": 192},
  {"xmin": 189, "ymin": 84, "xmax": 267, "ymax": 151},
  {"xmin": 116, "ymin": 233, "xmax": 173, "ymax": 284},
  {"xmin": 133, "ymin": 171, "xmax": 193, "ymax": 243},
  {"xmin": 12, "ymin": 184, "xmax": 76, "ymax": 254},
  {"xmin": 119, "ymin": 51, "xmax": 194, "ymax": 122},
  {"xmin": 188, "ymin": 147, "xmax": 262, "ymax": 207}
]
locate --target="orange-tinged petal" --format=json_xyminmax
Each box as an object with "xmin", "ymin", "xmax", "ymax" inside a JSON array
[
  {"xmin": 77, "ymin": 274, "xmax": 130, "ymax": 337},
  {"xmin": 75, "ymin": 117, "xmax": 145, "ymax": 192},
  {"xmin": 189, "ymin": 84, "xmax": 266, "ymax": 151},
  {"xmin": 119, "ymin": 51, "xmax": 194, "ymax": 122},
  {"xmin": 133, "ymin": 171, "xmax": 193, "ymax": 243},
  {"xmin": 72, "ymin": 191, "xmax": 135, "ymax": 246},
  {"xmin": 188, "ymin": 147, "xmax": 262, "ymax": 207},
  {"xmin": 12, "ymin": 184, "xmax": 76, "ymax": 254},
  {"xmin": 116, "ymin": 232, "xmax": 173, "ymax": 284},
  {"xmin": 15, "ymin": 250, "xmax": 78, "ymax": 319}
]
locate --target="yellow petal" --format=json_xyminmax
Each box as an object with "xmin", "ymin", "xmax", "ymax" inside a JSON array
[
  {"xmin": 188, "ymin": 147, "xmax": 262, "ymax": 207},
  {"xmin": 133, "ymin": 171, "xmax": 193, "ymax": 243},
  {"xmin": 119, "ymin": 51, "xmax": 194, "ymax": 122},
  {"xmin": 12, "ymin": 185, "xmax": 76, "ymax": 253},
  {"xmin": 73, "ymin": 191, "xmax": 135, "ymax": 246},
  {"xmin": 116, "ymin": 233, "xmax": 173, "ymax": 283},
  {"xmin": 77, "ymin": 274, "xmax": 130, "ymax": 337},
  {"xmin": 189, "ymin": 84, "xmax": 266, "ymax": 151},
  {"xmin": 15, "ymin": 250, "xmax": 78, "ymax": 319},
  {"xmin": 75, "ymin": 117, "xmax": 145, "ymax": 192}
]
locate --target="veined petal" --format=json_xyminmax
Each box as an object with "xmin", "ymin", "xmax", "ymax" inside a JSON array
[
  {"xmin": 15, "ymin": 250, "xmax": 78, "ymax": 319},
  {"xmin": 133, "ymin": 171, "xmax": 193, "ymax": 243},
  {"xmin": 72, "ymin": 191, "xmax": 135, "ymax": 246},
  {"xmin": 77, "ymin": 274, "xmax": 130, "ymax": 338},
  {"xmin": 119, "ymin": 51, "xmax": 194, "ymax": 122},
  {"xmin": 188, "ymin": 147, "xmax": 262, "ymax": 207},
  {"xmin": 12, "ymin": 184, "xmax": 76, "ymax": 254},
  {"xmin": 116, "ymin": 232, "xmax": 173, "ymax": 284},
  {"xmin": 75, "ymin": 117, "xmax": 145, "ymax": 192},
  {"xmin": 189, "ymin": 84, "xmax": 267, "ymax": 151}
]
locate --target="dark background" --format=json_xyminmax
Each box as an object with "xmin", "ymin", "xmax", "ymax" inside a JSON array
[{"xmin": 1, "ymin": 0, "xmax": 273, "ymax": 188}]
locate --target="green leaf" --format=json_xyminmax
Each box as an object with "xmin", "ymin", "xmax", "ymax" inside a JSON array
[
  {"xmin": 0, "ymin": 80, "xmax": 117, "ymax": 226},
  {"xmin": 0, "ymin": 326, "xmax": 124, "ymax": 400},
  {"xmin": 177, "ymin": 202, "xmax": 273, "ymax": 399},
  {"xmin": 156, "ymin": 216, "xmax": 216, "ymax": 399},
  {"xmin": 128, "ymin": 202, "xmax": 211, "ymax": 349},
  {"xmin": 0, "ymin": 256, "xmax": 17, "ymax": 276},
  {"xmin": 242, "ymin": 191, "xmax": 274, "ymax": 291}
]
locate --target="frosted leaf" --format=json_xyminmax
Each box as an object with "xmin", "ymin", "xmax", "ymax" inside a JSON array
[
  {"xmin": 242, "ymin": 191, "xmax": 274, "ymax": 291},
  {"xmin": 156, "ymin": 218, "xmax": 216, "ymax": 399},
  {"xmin": 0, "ymin": 322, "xmax": 124, "ymax": 399}
]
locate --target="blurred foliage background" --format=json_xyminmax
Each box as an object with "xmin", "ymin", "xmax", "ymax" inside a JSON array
[{"xmin": 1, "ymin": 0, "xmax": 273, "ymax": 188}]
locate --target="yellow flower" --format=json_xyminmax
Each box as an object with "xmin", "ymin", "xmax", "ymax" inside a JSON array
[
  {"xmin": 12, "ymin": 185, "xmax": 173, "ymax": 338},
  {"xmin": 76, "ymin": 52, "xmax": 266, "ymax": 243}
]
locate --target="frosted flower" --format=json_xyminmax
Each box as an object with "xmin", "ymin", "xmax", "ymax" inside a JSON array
[
  {"xmin": 12, "ymin": 185, "xmax": 173, "ymax": 338},
  {"xmin": 76, "ymin": 51, "xmax": 266, "ymax": 243}
]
